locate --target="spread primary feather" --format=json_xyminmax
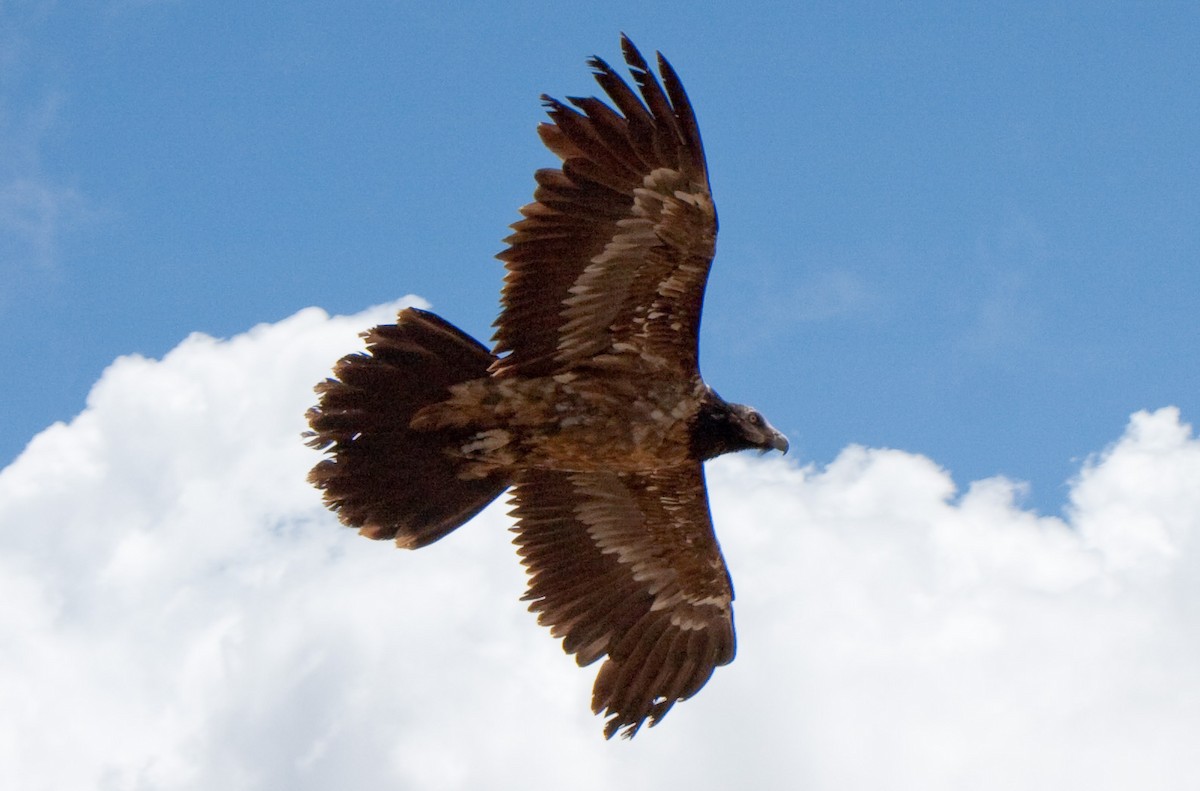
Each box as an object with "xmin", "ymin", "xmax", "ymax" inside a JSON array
[{"xmin": 305, "ymin": 35, "xmax": 787, "ymax": 739}]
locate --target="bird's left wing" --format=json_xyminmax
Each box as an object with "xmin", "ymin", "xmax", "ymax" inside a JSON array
[
  {"xmin": 493, "ymin": 36, "xmax": 716, "ymax": 380},
  {"xmin": 509, "ymin": 464, "xmax": 735, "ymax": 738}
]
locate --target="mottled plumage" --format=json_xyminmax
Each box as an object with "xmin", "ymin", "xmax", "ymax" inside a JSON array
[{"xmin": 305, "ymin": 36, "xmax": 786, "ymax": 739}]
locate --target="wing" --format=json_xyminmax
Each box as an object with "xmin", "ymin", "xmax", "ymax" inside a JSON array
[
  {"xmin": 509, "ymin": 464, "xmax": 736, "ymax": 738},
  {"xmin": 493, "ymin": 35, "xmax": 717, "ymax": 379}
]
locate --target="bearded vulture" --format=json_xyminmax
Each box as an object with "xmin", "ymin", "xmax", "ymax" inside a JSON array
[{"xmin": 305, "ymin": 35, "xmax": 787, "ymax": 739}]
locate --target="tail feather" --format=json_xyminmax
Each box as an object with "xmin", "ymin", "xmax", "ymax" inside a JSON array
[{"xmin": 306, "ymin": 307, "xmax": 508, "ymax": 548}]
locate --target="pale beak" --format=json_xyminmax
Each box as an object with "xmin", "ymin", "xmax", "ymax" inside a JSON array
[{"xmin": 756, "ymin": 416, "xmax": 789, "ymax": 455}]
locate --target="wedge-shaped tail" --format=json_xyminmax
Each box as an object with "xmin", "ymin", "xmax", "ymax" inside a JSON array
[{"xmin": 306, "ymin": 307, "xmax": 508, "ymax": 548}]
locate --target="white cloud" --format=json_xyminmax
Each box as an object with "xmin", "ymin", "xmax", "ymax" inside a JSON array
[
  {"xmin": 0, "ymin": 28, "xmax": 94, "ymax": 281},
  {"xmin": 771, "ymin": 267, "xmax": 883, "ymax": 325},
  {"xmin": 1, "ymin": 303, "xmax": 1197, "ymax": 790},
  {"xmin": 0, "ymin": 176, "xmax": 89, "ymax": 274}
]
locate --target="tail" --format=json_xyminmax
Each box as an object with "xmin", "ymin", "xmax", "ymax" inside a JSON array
[{"xmin": 305, "ymin": 307, "xmax": 508, "ymax": 548}]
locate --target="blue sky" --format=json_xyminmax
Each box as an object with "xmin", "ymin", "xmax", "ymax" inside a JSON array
[
  {"xmin": 4, "ymin": 1, "xmax": 1198, "ymax": 513},
  {"xmin": 4, "ymin": 5, "xmax": 1200, "ymax": 785}
]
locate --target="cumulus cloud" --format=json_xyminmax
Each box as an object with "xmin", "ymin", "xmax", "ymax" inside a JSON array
[{"xmin": 1, "ymin": 303, "xmax": 1197, "ymax": 791}]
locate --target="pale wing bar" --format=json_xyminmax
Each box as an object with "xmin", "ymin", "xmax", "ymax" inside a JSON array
[
  {"xmin": 510, "ymin": 464, "xmax": 735, "ymax": 738},
  {"xmin": 493, "ymin": 35, "xmax": 717, "ymax": 379}
]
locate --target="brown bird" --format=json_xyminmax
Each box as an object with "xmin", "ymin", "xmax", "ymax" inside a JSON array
[{"xmin": 305, "ymin": 35, "xmax": 787, "ymax": 739}]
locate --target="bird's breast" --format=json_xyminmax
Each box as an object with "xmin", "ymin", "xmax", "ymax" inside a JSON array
[{"xmin": 438, "ymin": 370, "xmax": 705, "ymax": 475}]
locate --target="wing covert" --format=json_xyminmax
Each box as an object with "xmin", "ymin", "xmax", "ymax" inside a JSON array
[
  {"xmin": 509, "ymin": 464, "xmax": 735, "ymax": 738},
  {"xmin": 493, "ymin": 35, "xmax": 717, "ymax": 379}
]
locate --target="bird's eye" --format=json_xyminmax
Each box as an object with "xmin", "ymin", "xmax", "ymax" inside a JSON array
[{"xmin": 748, "ymin": 412, "xmax": 762, "ymax": 425}]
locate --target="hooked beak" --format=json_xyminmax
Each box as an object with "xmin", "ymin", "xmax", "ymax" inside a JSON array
[{"xmin": 755, "ymin": 418, "xmax": 789, "ymax": 455}]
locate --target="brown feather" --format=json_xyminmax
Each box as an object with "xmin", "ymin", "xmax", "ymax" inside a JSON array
[
  {"xmin": 510, "ymin": 465, "xmax": 735, "ymax": 738},
  {"xmin": 618, "ymin": 35, "xmax": 685, "ymax": 171},
  {"xmin": 305, "ymin": 37, "xmax": 782, "ymax": 741},
  {"xmin": 585, "ymin": 57, "xmax": 660, "ymax": 168},
  {"xmin": 656, "ymin": 53, "xmax": 708, "ymax": 178},
  {"xmin": 492, "ymin": 36, "xmax": 716, "ymax": 380},
  {"xmin": 305, "ymin": 309, "xmax": 508, "ymax": 547},
  {"xmin": 567, "ymin": 95, "xmax": 652, "ymax": 176}
]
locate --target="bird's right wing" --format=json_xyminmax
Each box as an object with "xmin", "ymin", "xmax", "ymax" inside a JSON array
[{"xmin": 493, "ymin": 35, "xmax": 717, "ymax": 380}]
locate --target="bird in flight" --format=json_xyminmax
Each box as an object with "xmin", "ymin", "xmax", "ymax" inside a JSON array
[{"xmin": 305, "ymin": 35, "xmax": 787, "ymax": 739}]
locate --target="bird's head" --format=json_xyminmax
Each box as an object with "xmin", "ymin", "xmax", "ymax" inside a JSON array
[
  {"xmin": 728, "ymin": 402, "xmax": 789, "ymax": 455},
  {"xmin": 690, "ymin": 395, "xmax": 789, "ymax": 460}
]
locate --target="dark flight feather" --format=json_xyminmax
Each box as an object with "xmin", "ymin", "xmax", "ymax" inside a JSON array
[
  {"xmin": 305, "ymin": 35, "xmax": 786, "ymax": 740},
  {"xmin": 510, "ymin": 465, "xmax": 735, "ymax": 738},
  {"xmin": 492, "ymin": 35, "xmax": 715, "ymax": 380}
]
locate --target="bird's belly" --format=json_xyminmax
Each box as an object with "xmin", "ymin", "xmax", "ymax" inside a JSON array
[
  {"xmin": 522, "ymin": 416, "xmax": 691, "ymax": 472},
  {"xmin": 437, "ymin": 371, "xmax": 700, "ymax": 476}
]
